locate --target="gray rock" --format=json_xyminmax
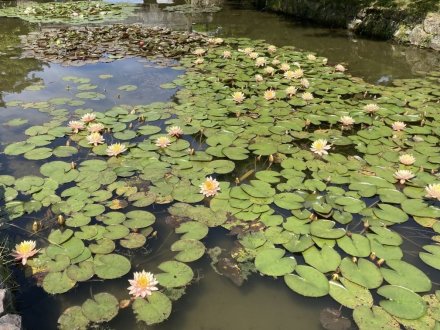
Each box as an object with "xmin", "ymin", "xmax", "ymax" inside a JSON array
[
  {"xmin": 429, "ymin": 35, "xmax": 440, "ymax": 50},
  {"xmin": 0, "ymin": 289, "xmax": 12, "ymax": 317},
  {"xmin": 409, "ymin": 25, "xmax": 430, "ymax": 47},
  {"xmin": 0, "ymin": 314, "xmax": 21, "ymax": 330},
  {"xmin": 423, "ymin": 13, "xmax": 440, "ymax": 35}
]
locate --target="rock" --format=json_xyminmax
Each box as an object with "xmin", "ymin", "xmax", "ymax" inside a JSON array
[
  {"xmin": 0, "ymin": 314, "xmax": 21, "ymax": 330},
  {"xmin": 429, "ymin": 35, "xmax": 440, "ymax": 50},
  {"xmin": 0, "ymin": 289, "xmax": 12, "ymax": 317},
  {"xmin": 423, "ymin": 13, "xmax": 440, "ymax": 35},
  {"xmin": 409, "ymin": 25, "xmax": 430, "ymax": 47}
]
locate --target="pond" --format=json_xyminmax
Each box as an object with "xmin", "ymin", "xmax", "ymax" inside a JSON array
[{"xmin": 0, "ymin": 1, "xmax": 439, "ymax": 330}]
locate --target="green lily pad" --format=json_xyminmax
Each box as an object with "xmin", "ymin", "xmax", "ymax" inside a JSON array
[
  {"xmin": 133, "ymin": 292, "xmax": 172, "ymax": 325},
  {"xmin": 303, "ymin": 245, "xmax": 341, "ymax": 273},
  {"xmin": 89, "ymin": 238, "xmax": 115, "ymax": 254},
  {"xmin": 353, "ymin": 305, "xmax": 400, "ymax": 330},
  {"xmin": 419, "ymin": 245, "xmax": 440, "ymax": 270},
  {"xmin": 329, "ymin": 278, "xmax": 373, "ymax": 309},
  {"xmin": 310, "ymin": 220, "xmax": 346, "ymax": 239},
  {"xmin": 255, "ymin": 248, "xmax": 296, "ymax": 277},
  {"xmin": 93, "ymin": 254, "xmax": 131, "ymax": 279},
  {"xmin": 155, "ymin": 260, "xmax": 194, "ymax": 288},
  {"xmin": 120, "ymin": 233, "xmax": 147, "ymax": 249},
  {"xmin": 175, "ymin": 221, "xmax": 209, "ymax": 240},
  {"xmin": 380, "ymin": 259, "xmax": 432, "ymax": 292},
  {"xmin": 124, "ymin": 210, "xmax": 155, "ymax": 229},
  {"xmin": 284, "ymin": 265, "xmax": 329, "ymax": 297},
  {"xmin": 58, "ymin": 306, "xmax": 90, "ymax": 330},
  {"xmin": 378, "ymin": 285, "xmax": 427, "ymax": 319},
  {"xmin": 82, "ymin": 292, "xmax": 119, "ymax": 323},
  {"xmin": 337, "ymin": 234, "xmax": 370, "ymax": 257},
  {"xmin": 171, "ymin": 239, "xmax": 205, "ymax": 263},
  {"xmin": 339, "ymin": 257, "xmax": 383, "ymax": 289},
  {"xmin": 66, "ymin": 261, "xmax": 94, "ymax": 282},
  {"xmin": 43, "ymin": 271, "xmax": 76, "ymax": 294}
]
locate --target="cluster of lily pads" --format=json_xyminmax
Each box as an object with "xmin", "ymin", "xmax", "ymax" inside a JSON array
[
  {"xmin": 0, "ymin": 1, "xmax": 137, "ymax": 24},
  {"xmin": 2, "ymin": 23, "xmax": 440, "ymax": 329}
]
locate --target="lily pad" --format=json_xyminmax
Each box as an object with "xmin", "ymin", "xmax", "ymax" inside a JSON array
[
  {"xmin": 133, "ymin": 292, "xmax": 172, "ymax": 325},
  {"xmin": 378, "ymin": 285, "xmax": 427, "ymax": 319},
  {"xmin": 284, "ymin": 265, "xmax": 329, "ymax": 297},
  {"xmin": 255, "ymin": 248, "xmax": 296, "ymax": 277},
  {"xmin": 82, "ymin": 292, "xmax": 119, "ymax": 323},
  {"xmin": 155, "ymin": 260, "xmax": 194, "ymax": 288}
]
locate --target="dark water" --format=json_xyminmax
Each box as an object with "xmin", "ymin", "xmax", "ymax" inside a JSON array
[{"xmin": 0, "ymin": 1, "xmax": 439, "ymax": 329}]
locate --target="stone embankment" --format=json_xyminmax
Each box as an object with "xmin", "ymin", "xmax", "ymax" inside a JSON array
[{"xmin": 253, "ymin": 0, "xmax": 440, "ymax": 50}]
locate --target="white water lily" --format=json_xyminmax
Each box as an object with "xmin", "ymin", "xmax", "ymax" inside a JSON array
[
  {"xmin": 399, "ymin": 154, "xmax": 416, "ymax": 165},
  {"xmin": 310, "ymin": 139, "xmax": 331, "ymax": 156},
  {"xmin": 425, "ymin": 183, "xmax": 440, "ymax": 201},
  {"xmin": 394, "ymin": 170, "xmax": 415, "ymax": 184}
]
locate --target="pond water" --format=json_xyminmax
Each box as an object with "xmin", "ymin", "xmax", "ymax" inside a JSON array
[{"xmin": 0, "ymin": 1, "xmax": 439, "ymax": 330}]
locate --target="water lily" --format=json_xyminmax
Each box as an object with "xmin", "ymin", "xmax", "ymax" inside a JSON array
[
  {"xmin": 249, "ymin": 52, "xmax": 259, "ymax": 59},
  {"xmin": 272, "ymin": 59, "xmax": 280, "ymax": 66},
  {"xmin": 292, "ymin": 68, "xmax": 304, "ymax": 79},
  {"xmin": 255, "ymin": 74, "xmax": 264, "ymax": 82},
  {"xmin": 394, "ymin": 170, "xmax": 415, "ymax": 184},
  {"xmin": 310, "ymin": 139, "xmax": 331, "ymax": 156},
  {"xmin": 86, "ymin": 132, "xmax": 105, "ymax": 146},
  {"xmin": 208, "ymin": 37, "xmax": 223, "ymax": 45},
  {"xmin": 279, "ymin": 63, "xmax": 290, "ymax": 72},
  {"xmin": 302, "ymin": 92, "xmax": 314, "ymax": 101},
  {"xmin": 300, "ymin": 78, "xmax": 310, "ymax": 88},
  {"xmin": 322, "ymin": 58, "xmax": 328, "ymax": 65},
  {"xmin": 155, "ymin": 136, "xmax": 171, "ymax": 148},
  {"xmin": 200, "ymin": 176, "xmax": 220, "ymax": 197},
  {"xmin": 255, "ymin": 57, "xmax": 267, "ymax": 67},
  {"xmin": 340, "ymin": 116, "xmax": 355, "ymax": 126},
  {"xmin": 335, "ymin": 64, "xmax": 346, "ymax": 72},
  {"xmin": 363, "ymin": 103, "xmax": 379, "ymax": 114},
  {"xmin": 425, "ymin": 183, "xmax": 440, "ymax": 201},
  {"xmin": 222, "ymin": 50, "xmax": 231, "ymax": 59},
  {"xmin": 243, "ymin": 47, "xmax": 253, "ymax": 55},
  {"xmin": 307, "ymin": 54, "xmax": 316, "ymax": 61},
  {"xmin": 232, "ymin": 91, "xmax": 245, "ymax": 103},
  {"xmin": 285, "ymin": 86, "xmax": 297, "ymax": 97},
  {"xmin": 87, "ymin": 123, "xmax": 105, "ymax": 133},
  {"xmin": 264, "ymin": 66, "xmax": 275, "ymax": 75},
  {"xmin": 106, "ymin": 143, "xmax": 127, "ymax": 157},
  {"xmin": 392, "ymin": 121, "xmax": 406, "ymax": 131},
  {"xmin": 81, "ymin": 113, "xmax": 96, "ymax": 123},
  {"xmin": 167, "ymin": 126, "xmax": 183, "ymax": 138},
  {"xmin": 283, "ymin": 70, "xmax": 295, "ymax": 80},
  {"xmin": 24, "ymin": 6, "xmax": 36, "ymax": 15},
  {"xmin": 128, "ymin": 271, "xmax": 159, "ymax": 299},
  {"xmin": 194, "ymin": 58, "xmax": 204, "ymax": 65},
  {"xmin": 193, "ymin": 48, "xmax": 206, "ymax": 56},
  {"xmin": 12, "ymin": 240, "xmax": 39, "ymax": 265},
  {"xmin": 267, "ymin": 45, "xmax": 277, "ymax": 53},
  {"xmin": 68, "ymin": 120, "xmax": 84, "ymax": 133},
  {"xmin": 399, "ymin": 154, "xmax": 416, "ymax": 165},
  {"xmin": 264, "ymin": 89, "xmax": 276, "ymax": 101}
]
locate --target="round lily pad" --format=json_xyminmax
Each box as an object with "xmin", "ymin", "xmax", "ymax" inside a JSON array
[
  {"xmin": 82, "ymin": 292, "xmax": 119, "ymax": 323},
  {"xmin": 58, "ymin": 306, "xmax": 90, "ymax": 330},
  {"xmin": 43, "ymin": 271, "xmax": 76, "ymax": 294},
  {"xmin": 378, "ymin": 285, "xmax": 427, "ymax": 319},
  {"xmin": 132, "ymin": 292, "xmax": 172, "ymax": 325},
  {"xmin": 93, "ymin": 254, "xmax": 131, "ymax": 279},
  {"xmin": 284, "ymin": 265, "xmax": 329, "ymax": 297},
  {"xmin": 155, "ymin": 260, "xmax": 194, "ymax": 288},
  {"xmin": 120, "ymin": 233, "xmax": 147, "ymax": 249},
  {"xmin": 171, "ymin": 239, "xmax": 205, "ymax": 263},
  {"xmin": 255, "ymin": 248, "xmax": 296, "ymax": 277}
]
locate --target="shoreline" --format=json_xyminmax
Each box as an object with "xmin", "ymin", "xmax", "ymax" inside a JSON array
[{"xmin": 252, "ymin": 0, "xmax": 440, "ymax": 51}]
